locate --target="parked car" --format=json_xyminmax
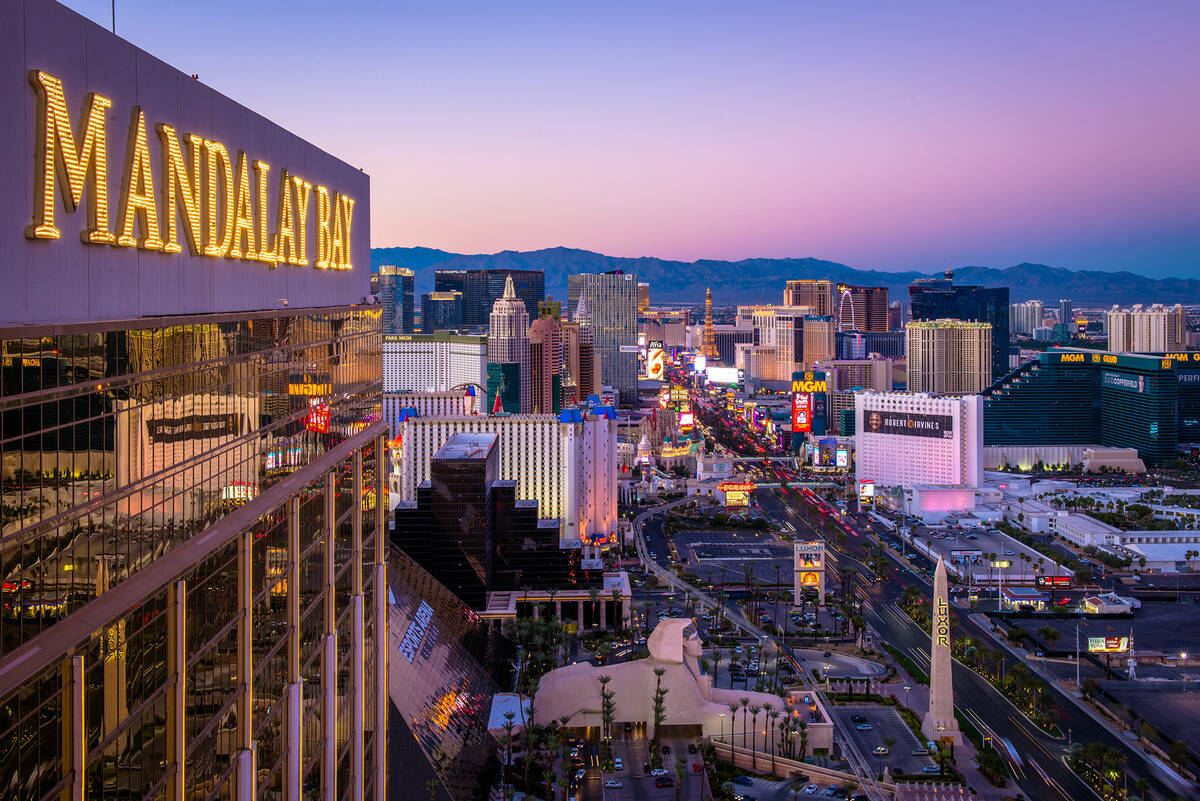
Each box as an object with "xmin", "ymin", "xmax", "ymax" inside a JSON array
[
  {"xmin": 873, "ymin": 746, "xmax": 889, "ymax": 756},
  {"xmin": 850, "ymin": 714, "xmax": 867, "ymax": 723},
  {"xmin": 732, "ymin": 776, "xmax": 754, "ymax": 787},
  {"xmin": 802, "ymin": 784, "xmax": 819, "ymax": 795},
  {"xmin": 604, "ymin": 781, "xmax": 623, "ymax": 789},
  {"xmin": 855, "ymin": 723, "xmax": 872, "ymax": 731},
  {"xmin": 655, "ymin": 777, "xmax": 674, "ymax": 788},
  {"xmin": 662, "ymin": 745, "xmax": 670, "ymax": 755},
  {"xmin": 687, "ymin": 743, "xmax": 697, "ymax": 754},
  {"xmin": 922, "ymin": 765, "xmax": 942, "ymax": 774},
  {"xmin": 614, "ymin": 758, "xmax": 623, "ymax": 770},
  {"xmin": 651, "ymin": 768, "xmax": 669, "ymax": 777}
]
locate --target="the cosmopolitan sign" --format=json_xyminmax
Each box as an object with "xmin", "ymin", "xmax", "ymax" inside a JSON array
[{"xmin": 27, "ymin": 71, "xmax": 355, "ymax": 270}]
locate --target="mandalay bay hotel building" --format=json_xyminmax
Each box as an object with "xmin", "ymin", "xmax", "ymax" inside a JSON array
[{"xmin": 0, "ymin": 2, "xmax": 389, "ymax": 799}]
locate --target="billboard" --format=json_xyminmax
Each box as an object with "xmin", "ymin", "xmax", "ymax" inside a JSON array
[
  {"xmin": 835, "ymin": 446, "xmax": 850, "ymax": 468},
  {"xmin": 792, "ymin": 393, "xmax": 811, "ymax": 432},
  {"xmin": 1088, "ymin": 636, "xmax": 1130, "ymax": 653},
  {"xmin": 1101, "ymin": 371, "xmax": 1145, "ymax": 394},
  {"xmin": 858, "ymin": 480, "xmax": 875, "ymax": 504},
  {"xmin": 1035, "ymin": 575, "xmax": 1071, "ymax": 588},
  {"xmin": 646, "ymin": 346, "xmax": 665, "ymax": 380},
  {"xmin": 720, "ymin": 481, "xmax": 755, "ymax": 507},
  {"xmin": 706, "ymin": 366, "xmax": 740, "ymax": 384},
  {"xmin": 862, "ymin": 410, "xmax": 954, "ymax": 440},
  {"xmin": 4, "ymin": 1, "xmax": 370, "ymax": 326},
  {"xmin": 678, "ymin": 411, "xmax": 695, "ymax": 431}
]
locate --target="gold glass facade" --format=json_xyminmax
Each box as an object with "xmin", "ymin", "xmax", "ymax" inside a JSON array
[{"xmin": 0, "ymin": 306, "xmax": 386, "ymax": 801}]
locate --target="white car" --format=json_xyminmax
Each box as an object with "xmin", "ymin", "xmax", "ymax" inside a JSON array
[
  {"xmin": 613, "ymin": 758, "xmax": 623, "ymax": 770},
  {"xmin": 873, "ymin": 746, "xmax": 889, "ymax": 756},
  {"xmin": 604, "ymin": 780, "xmax": 623, "ymax": 789},
  {"xmin": 651, "ymin": 768, "xmax": 669, "ymax": 777},
  {"xmin": 803, "ymin": 784, "xmax": 819, "ymax": 795}
]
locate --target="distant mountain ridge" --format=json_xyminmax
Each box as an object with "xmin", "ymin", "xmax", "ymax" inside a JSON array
[{"xmin": 370, "ymin": 246, "xmax": 1200, "ymax": 306}]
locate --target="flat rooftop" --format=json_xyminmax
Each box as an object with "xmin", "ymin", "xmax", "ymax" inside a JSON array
[{"xmin": 434, "ymin": 432, "xmax": 498, "ymax": 460}]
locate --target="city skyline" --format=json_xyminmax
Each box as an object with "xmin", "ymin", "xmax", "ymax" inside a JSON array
[{"xmin": 56, "ymin": 0, "xmax": 1200, "ymax": 278}]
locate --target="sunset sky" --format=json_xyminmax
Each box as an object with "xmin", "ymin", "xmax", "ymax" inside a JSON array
[{"xmin": 60, "ymin": 0, "xmax": 1200, "ymax": 277}]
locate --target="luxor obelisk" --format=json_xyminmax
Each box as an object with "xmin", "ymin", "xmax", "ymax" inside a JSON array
[{"xmin": 922, "ymin": 556, "xmax": 962, "ymax": 744}]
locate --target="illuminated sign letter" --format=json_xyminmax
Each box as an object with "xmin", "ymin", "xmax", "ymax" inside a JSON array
[
  {"xmin": 275, "ymin": 169, "xmax": 298, "ymax": 265},
  {"xmin": 339, "ymin": 193, "xmax": 355, "ymax": 270},
  {"xmin": 229, "ymin": 151, "xmax": 256, "ymax": 260},
  {"xmin": 116, "ymin": 108, "xmax": 163, "ymax": 250},
  {"xmin": 157, "ymin": 124, "xmax": 203, "ymax": 254},
  {"xmin": 292, "ymin": 177, "xmax": 312, "ymax": 266},
  {"xmin": 315, "ymin": 186, "xmax": 332, "ymax": 269},
  {"xmin": 254, "ymin": 160, "xmax": 277, "ymax": 265},
  {"xmin": 330, "ymin": 192, "xmax": 347, "ymax": 270},
  {"xmin": 28, "ymin": 71, "xmax": 115, "ymax": 244},
  {"xmin": 203, "ymin": 140, "xmax": 235, "ymax": 257}
]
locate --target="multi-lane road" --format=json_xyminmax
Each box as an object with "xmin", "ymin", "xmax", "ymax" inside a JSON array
[{"xmin": 750, "ymin": 477, "xmax": 1186, "ymax": 801}]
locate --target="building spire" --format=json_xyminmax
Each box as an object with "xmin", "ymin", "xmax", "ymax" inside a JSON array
[
  {"xmin": 503, "ymin": 273, "xmax": 516, "ymax": 299},
  {"xmin": 701, "ymin": 287, "xmax": 719, "ymax": 360}
]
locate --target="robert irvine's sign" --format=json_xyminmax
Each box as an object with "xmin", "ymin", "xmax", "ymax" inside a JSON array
[{"xmin": 2, "ymin": 0, "xmax": 370, "ymax": 326}]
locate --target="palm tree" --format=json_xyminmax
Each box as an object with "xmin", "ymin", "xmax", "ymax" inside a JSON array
[
  {"xmin": 425, "ymin": 778, "xmax": 439, "ymax": 801},
  {"xmin": 651, "ymin": 667, "xmax": 669, "ymax": 750},
  {"xmin": 611, "ymin": 587, "xmax": 623, "ymax": 628},
  {"xmin": 1038, "ymin": 625, "xmax": 1061, "ymax": 651},
  {"xmin": 748, "ymin": 705, "xmax": 762, "ymax": 769},
  {"xmin": 588, "ymin": 585, "xmax": 600, "ymax": 629},
  {"xmin": 674, "ymin": 756, "xmax": 688, "ymax": 801},
  {"xmin": 598, "ymin": 675, "xmax": 614, "ymax": 742},
  {"xmin": 726, "ymin": 703, "xmax": 739, "ymax": 745},
  {"xmin": 797, "ymin": 719, "xmax": 809, "ymax": 761},
  {"xmin": 882, "ymin": 736, "xmax": 896, "ymax": 776},
  {"xmin": 712, "ymin": 649, "xmax": 723, "ymax": 688},
  {"xmin": 739, "ymin": 697, "xmax": 750, "ymax": 751},
  {"xmin": 767, "ymin": 708, "xmax": 780, "ymax": 772}
]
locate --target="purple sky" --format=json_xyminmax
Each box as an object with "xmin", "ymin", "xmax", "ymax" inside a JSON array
[{"xmin": 60, "ymin": 1, "xmax": 1200, "ymax": 277}]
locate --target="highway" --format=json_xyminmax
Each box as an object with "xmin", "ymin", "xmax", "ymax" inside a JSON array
[{"xmin": 753, "ymin": 480, "xmax": 1185, "ymax": 801}]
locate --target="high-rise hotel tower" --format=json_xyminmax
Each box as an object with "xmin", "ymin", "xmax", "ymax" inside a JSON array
[{"xmin": 0, "ymin": 3, "xmax": 387, "ymax": 799}]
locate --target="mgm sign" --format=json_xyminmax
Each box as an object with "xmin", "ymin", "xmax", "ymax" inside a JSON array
[{"xmin": 793, "ymin": 540, "xmax": 825, "ymax": 606}]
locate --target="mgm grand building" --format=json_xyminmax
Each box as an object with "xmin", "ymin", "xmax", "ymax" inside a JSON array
[{"xmin": 0, "ymin": 1, "xmax": 389, "ymax": 799}]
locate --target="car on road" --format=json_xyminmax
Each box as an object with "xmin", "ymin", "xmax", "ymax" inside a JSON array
[
  {"xmin": 687, "ymin": 743, "xmax": 697, "ymax": 754},
  {"xmin": 855, "ymin": 723, "xmax": 872, "ymax": 731},
  {"xmin": 604, "ymin": 781, "xmax": 623, "ymax": 789},
  {"xmin": 922, "ymin": 765, "xmax": 941, "ymax": 774},
  {"xmin": 872, "ymin": 746, "xmax": 889, "ymax": 755},
  {"xmin": 731, "ymin": 776, "xmax": 754, "ymax": 786},
  {"xmin": 613, "ymin": 758, "xmax": 623, "ymax": 770},
  {"xmin": 910, "ymin": 748, "xmax": 929, "ymax": 756},
  {"xmin": 661, "ymin": 745, "xmax": 670, "ymax": 755},
  {"xmin": 643, "ymin": 762, "xmax": 652, "ymax": 773},
  {"xmin": 574, "ymin": 769, "xmax": 585, "ymax": 781},
  {"xmin": 802, "ymin": 784, "xmax": 819, "ymax": 794},
  {"xmin": 655, "ymin": 777, "xmax": 674, "ymax": 788},
  {"xmin": 850, "ymin": 714, "xmax": 867, "ymax": 723},
  {"xmin": 692, "ymin": 762, "xmax": 702, "ymax": 773},
  {"xmin": 650, "ymin": 768, "xmax": 669, "ymax": 777}
]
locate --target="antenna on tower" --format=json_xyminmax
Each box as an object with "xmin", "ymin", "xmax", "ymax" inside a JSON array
[{"xmin": 944, "ymin": 259, "xmax": 953, "ymax": 281}]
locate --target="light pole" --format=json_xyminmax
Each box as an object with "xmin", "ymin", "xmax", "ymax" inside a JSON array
[
  {"xmin": 994, "ymin": 560, "xmax": 1010, "ymax": 612},
  {"xmin": 718, "ymin": 712, "xmax": 727, "ymax": 743},
  {"xmin": 903, "ymin": 684, "xmax": 911, "ymax": 710}
]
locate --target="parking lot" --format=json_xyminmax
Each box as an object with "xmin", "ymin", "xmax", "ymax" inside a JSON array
[
  {"xmin": 673, "ymin": 529, "xmax": 793, "ymax": 587},
  {"xmin": 830, "ymin": 705, "xmax": 935, "ymax": 777},
  {"xmin": 601, "ymin": 734, "xmax": 707, "ymax": 801},
  {"xmin": 896, "ymin": 524, "xmax": 1067, "ymax": 584}
]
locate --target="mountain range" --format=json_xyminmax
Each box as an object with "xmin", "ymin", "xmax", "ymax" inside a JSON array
[{"xmin": 370, "ymin": 246, "xmax": 1200, "ymax": 306}]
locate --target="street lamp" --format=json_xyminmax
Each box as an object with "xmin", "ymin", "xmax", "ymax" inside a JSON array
[
  {"xmin": 993, "ymin": 560, "xmax": 1011, "ymax": 612},
  {"xmin": 903, "ymin": 684, "xmax": 911, "ymax": 709},
  {"xmin": 718, "ymin": 712, "xmax": 727, "ymax": 743}
]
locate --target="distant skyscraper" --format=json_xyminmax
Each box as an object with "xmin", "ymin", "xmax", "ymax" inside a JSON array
[
  {"xmin": 783, "ymin": 279, "xmax": 836, "ymax": 315},
  {"xmin": 1009, "ymin": 300, "xmax": 1044, "ymax": 336},
  {"xmin": 436, "ymin": 268, "xmax": 545, "ymax": 326},
  {"xmin": 379, "ymin": 264, "xmax": 415, "ymax": 334},
  {"xmin": 562, "ymin": 295, "xmax": 601, "ymax": 405},
  {"xmin": 1059, "ymin": 298, "xmax": 1073, "ymax": 326},
  {"xmin": 701, "ymin": 287, "xmax": 720, "ymax": 360},
  {"xmin": 421, "ymin": 290, "xmax": 464, "ymax": 332},
  {"xmin": 909, "ymin": 272, "xmax": 1009, "ymax": 379},
  {"xmin": 1106, "ymin": 304, "xmax": 1186, "ymax": 352},
  {"xmin": 835, "ymin": 284, "xmax": 889, "ymax": 332},
  {"xmin": 568, "ymin": 272, "xmax": 638, "ymax": 405},
  {"xmin": 383, "ymin": 333, "xmax": 488, "ymax": 392},
  {"xmin": 489, "ymin": 275, "xmax": 532, "ymax": 412},
  {"xmin": 906, "ymin": 319, "xmax": 993, "ymax": 395},
  {"xmin": 530, "ymin": 316, "xmax": 564, "ymax": 414},
  {"xmin": 638, "ymin": 282, "xmax": 651, "ymax": 311},
  {"xmin": 888, "ymin": 300, "xmax": 904, "ymax": 331}
]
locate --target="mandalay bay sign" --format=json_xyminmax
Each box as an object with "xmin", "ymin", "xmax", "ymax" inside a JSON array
[{"xmin": 27, "ymin": 71, "xmax": 356, "ymax": 270}]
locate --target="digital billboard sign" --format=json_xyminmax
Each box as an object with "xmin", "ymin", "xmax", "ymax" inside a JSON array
[
  {"xmin": 1088, "ymin": 636, "xmax": 1129, "ymax": 653},
  {"xmin": 835, "ymin": 446, "xmax": 850, "ymax": 468},
  {"xmin": 1035, "ymin": 575, "xmax": 1071, "ymax": 588},
  {"xmin": 706, "ymin": 366, "xmax": 740, "ymax": 384},
  {"xmin": 720, "ymin": 481, "xmax": 754, "ymax": 507},
  {"xmin": 792, "ymin": 393, "xmax": 811, "ymax": 432},
  {"xmin": 862, "ymin": 410, "xmax": 954, "ymax": 440},
  {"xmin": 1101, "ymin": 371, "xmax": 1145, "ymax": 394}
]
